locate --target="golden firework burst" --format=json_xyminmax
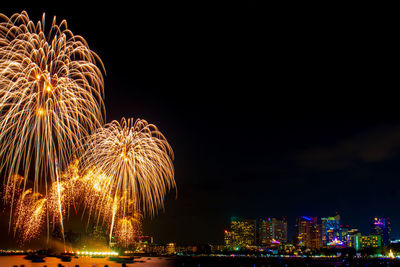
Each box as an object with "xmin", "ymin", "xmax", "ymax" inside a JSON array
[{"xmin": 0, "ymin": 11, "xmax": 105, "ymax": 236}]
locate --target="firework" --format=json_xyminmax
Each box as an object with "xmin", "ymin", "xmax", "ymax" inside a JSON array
[
  {"xmin": 0, "ymin": 11, "xmax": 176, "ymax": 248},
  {"xmin": 8, "ymin": 175, "xmax": 69, "ymax": 243},
  {"xmin": 113, "ymin": 214, "xmax": 143, "ymax": 248},
  {"xmin": 13, "ymin": 189, "xmax": 47, "ymax": 243},
  {"xmin": 82, "ymin": 118, "xmax": 175, "ymax": 218},
  {"xmin": 0, "ymin": 11, "xmax": 105, "ymax": 235},
  {"xmin": 2, "ymin": 174, "xmax": 24, "ymax": 205},
  {"xmin": 79, "ymin": 118, "xmax": 175, "ymax": 246}
]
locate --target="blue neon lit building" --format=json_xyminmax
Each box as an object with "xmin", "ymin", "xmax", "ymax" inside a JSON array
[
  {"xmin": 321, "ymin": 214, "xmax": 341, "ymax": 246},
  {"xmin": 371, "ymin": 217, "xmax": 390, "ymax": 246}
]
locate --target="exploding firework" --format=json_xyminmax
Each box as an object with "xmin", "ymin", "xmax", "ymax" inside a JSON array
[
  {"xmin": 8, "ymin": 175, "xmax": 72, "ymax": 243},
  {"xmin": 80, "ymin": 118, "xmax": 175, "ymax": 245},
  {"xmin": 113, "ymin": 213, "xmax": 143, "ymax": 248},
  {"xmin": 2, "ymin": 174, "xmax": 24, "ymax": 205},
  {"xmin": 0, "ymin": 11, "xmax": 105, "ymax": 235},
  {"xmin": 13, "ymin": 189, "xmax": 47, "ymax": 243},
  {"xmin": 82, "ymin": 118, "xmax": 175, "ymax": 218},
  {"xmin": 0, "ymin": 11, "xmax": 176, "ymax": 248}
]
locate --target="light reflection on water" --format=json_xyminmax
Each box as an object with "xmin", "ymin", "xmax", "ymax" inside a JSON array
[{"xmin": 0, "ymin": 255, "xmax": 176, "ymax": 267}]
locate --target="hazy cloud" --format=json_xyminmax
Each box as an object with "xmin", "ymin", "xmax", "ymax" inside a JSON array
[{"xmin": 295, "ymin": 124, "xmax": 400, "ymax": 170}]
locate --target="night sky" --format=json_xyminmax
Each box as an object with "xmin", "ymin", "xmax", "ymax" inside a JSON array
[{"xmin": 1, "ymin": 5, "xmax": 398, "ymax": 247}]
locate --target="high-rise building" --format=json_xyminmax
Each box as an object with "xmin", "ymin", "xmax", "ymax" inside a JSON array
[
  {"xmin": 343, "ymin": 228, "xmax": 361, "ymax": 250},
  {"xmin": 360, "ymin": 235, "xmax": 382, "ymax": 249},
  {"xmin": 321, "ymin": 214, "xmax": 341, "ymax": 246},
  {"xmin": 224, "ymin": 217, "xmax": 256, "ymax": 250},
  {"xmin": 166, "ymin": 243, "xmax": 176, "ymax": 255},
  {"xmin": 259, "ymin": 217, "xmax": 287, "ymax": 246},
  {"xmin": 296, "ymin": 216, "xmax": 323, "ymax": 250},
  {"xmin": 371, "ymin": 217, "xmax": 391, "ymax": 246}
]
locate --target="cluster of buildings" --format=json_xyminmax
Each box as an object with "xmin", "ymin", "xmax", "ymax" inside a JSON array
[
  {"xmin": 224, "ymin": 214, "xmax": 391, "ymax": 253},
  {"xmin": 130, "ymin": 239, "xmax": 225, "ymax": 255}
]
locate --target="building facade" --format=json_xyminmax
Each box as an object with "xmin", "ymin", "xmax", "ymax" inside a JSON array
[
  {"xmin": 371, "ymin": 217, "xmax": 390, "ymax": 246},
  {"xmin": 224, "ymin": 217, "xmax": 256, "ymax": 250},
  {"xmin": 321, "ymin": 214, "xmax": 341, "ymax": 246},
  {"xmin": 360, "ymin": 235, "xmax": 382, "ymax": 249},
  {"xmin": 343, "ymin": 228, "xmax": 361, "ymax": 251},
  {"xmin": 259, "ymin": 217, "xmax": 287, "ymax": 246},
  {"xmin": 296, "ymin": 216, "xmax": 323, "ymax": 250}
]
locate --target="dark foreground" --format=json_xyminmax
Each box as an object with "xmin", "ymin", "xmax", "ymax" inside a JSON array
[
  {"xmin": 178, "ymin": 256, "xmax": 400, "ymax": 266},
  {"xmin": 2, "ymin": 255, "xmax": 400, "ymax": 266}
]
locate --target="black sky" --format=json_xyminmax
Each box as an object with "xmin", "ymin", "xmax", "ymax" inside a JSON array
[{"xmin": 1, "ymin": 4, "xmax": 399, "ymax": 247}]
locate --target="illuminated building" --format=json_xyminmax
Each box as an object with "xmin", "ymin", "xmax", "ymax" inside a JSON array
[
  {"xmin": 147, "ymin": 244, "xmax": 166, "ymax": 255},
  {"xmin": 360, "ymin": 235, "xmax": 382, "ymax": 249},
  {"xmin": 259, "ymin": 217, "xmax": 287, "ymax": 246},
  {"xmin": 225, "ymin": 217, "xmax": 256, "ymax": 250},
  {"xmin": 321, "ymin": 214, "xmax": 341, "ymax": 246},
  {"xmin": 138, "ymin": 236, "xmax": 153, "ymax": 244},
  {"xmin": 344, "ymin": 228, "xmax": 361, "ymax": 251},
  {"xmin": 224, "ymin": 229, "xmax": 233, "ymax": 248},
  {"xmin": 166, "ymin": 243, "xmax": 176, "ymax": 255},
  {"xmin": 175, "ymin": 245, "xmax": 197, "ymax": 254},
  {"xmin": 371, "ymin": 217, "xmax": 391, "ymax": 246},
  {"xmin": 136, "ymin": 236, "xmax": 154, "ymax": 253},
  {"xmin": 327, "ymin": 237, "xmax": 345, "ymax": 248},
  {"xmin": 210, "ymin": 244, "xmax": 226, "ymax": 253},
  {"xmin": 295, "ymin": 216, "xmax": 323, "ymax": 250}
]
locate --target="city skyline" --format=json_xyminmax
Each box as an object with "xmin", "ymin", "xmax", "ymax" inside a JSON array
[
  {"xmin": 1, "ymin": 5, "xmax": 399, "ymax": 248},
  {"xmin": 223, "ymin": 213, "xmax": 397, "ymax": 244},
  {"xmin": 224, "ymin": 214, "xmax": 393, "ymax": 253}
]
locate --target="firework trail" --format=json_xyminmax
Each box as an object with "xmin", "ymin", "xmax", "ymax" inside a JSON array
[
  {"xmin": 2, "ymin": 174, "xmax": 24, "ymax": 206},
  {"xmin": 0, "ymin": 11, "xmax": 105, "ymax": 238},
  {"xmin": 8, "ymin": 174, "xmax": 75, "ymax": 244},
  {"xmin": 13, "ymin": 188, "xmax": 47, "ymax": 243},
  {"xmin": 114, "ymin": 214, "xmax": 143, "ymax": 248},
  {"xmin": 0, "ymin": 11, "xmax": 176, "ymax": 248},
  {"xmin": 81, "ymin": 118, "xmax": 175, "ymax": 243}
]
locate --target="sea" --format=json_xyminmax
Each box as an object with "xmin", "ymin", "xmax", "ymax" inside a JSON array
[
  {"xmin": 2, "ymin": 255, "xmax": 400, "ymax": 267},
  {"xmin": 0, "ymin": 255, "xmax": 176, "ymax": 267}
]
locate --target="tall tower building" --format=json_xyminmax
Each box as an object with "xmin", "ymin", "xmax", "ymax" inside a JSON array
[
  {"xmin": 345, "ymin": 229, "xmax": 361, "ymax": 251},
  {"xmin": 296, "ymin": 216, "xmax": 323, "ymax": 250},
  {"xmin": 225, "ymin": 217, "xmax": 256, "ymax": 250},
  {"xmin": 371, "ymin": 217, "xmax": 391, "ymax": 246},
  {"xmin": 259, "ymin": 217, "xmax": 287, "ymax": 246},
  {"xmin": 321, "ymin": 214, "xmax": 341, "ymax": 246}
]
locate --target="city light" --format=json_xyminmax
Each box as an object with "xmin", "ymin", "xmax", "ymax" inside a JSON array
[
  {"xmin": 0, "ymin": 7, "xmax": 398, "ymax": 267},
  {"xmin": 327, "ymin": 238, "xmax": 344, "ymax": 246},
  {"xmin": 76, "ymin": 251, "xmax": 119, "ymax": 256}
]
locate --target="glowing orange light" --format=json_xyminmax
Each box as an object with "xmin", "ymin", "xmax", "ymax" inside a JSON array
[
  {"xmin": 0, "ymin": 10, "xmax": 105, "ymax": 243},
  {"xmin": 37, "ymin": 107, "xmax": 45, "ymax": 116}
]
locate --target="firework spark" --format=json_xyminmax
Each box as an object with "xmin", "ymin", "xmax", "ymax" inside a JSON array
[
  {"xmin": 82, "ymin": 118, "xmax": 175, "ymax": 219},
  {"xmin": 113, "ymin": 214, "xmax": 143, "ymax": 248},
  {"xmin": 0, "ymin": 11, "xmax": 176, "ymax": 248},
  {"xmin": 79, "ymin": 118, "xmax": 175, "ymax": 246},
  {"xmin": 2, "ymin": 174, "xmax": 24, "ymax": 206},
  {"xmin": 0, "ymin": 11, "xmax": 105, "ymax": 236},
  {"xmin": 13, "ymin": 189, "xmax": 47, "ymax": 243},
  {"xmin": 8, "ymin": 175, "xmax": 72, "ymax": 243}
]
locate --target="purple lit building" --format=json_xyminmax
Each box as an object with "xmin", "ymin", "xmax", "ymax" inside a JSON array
[
  {"xmin": 259, "ymin": 217, "xmax": 287, "ymax": 246},
  {"xmin": 371, "ymin": 217, "xmax": 390, "ymax": 246},
  {"xmin": 295, "ymin": 216, "xmax": 323, "ymax": 250}
]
